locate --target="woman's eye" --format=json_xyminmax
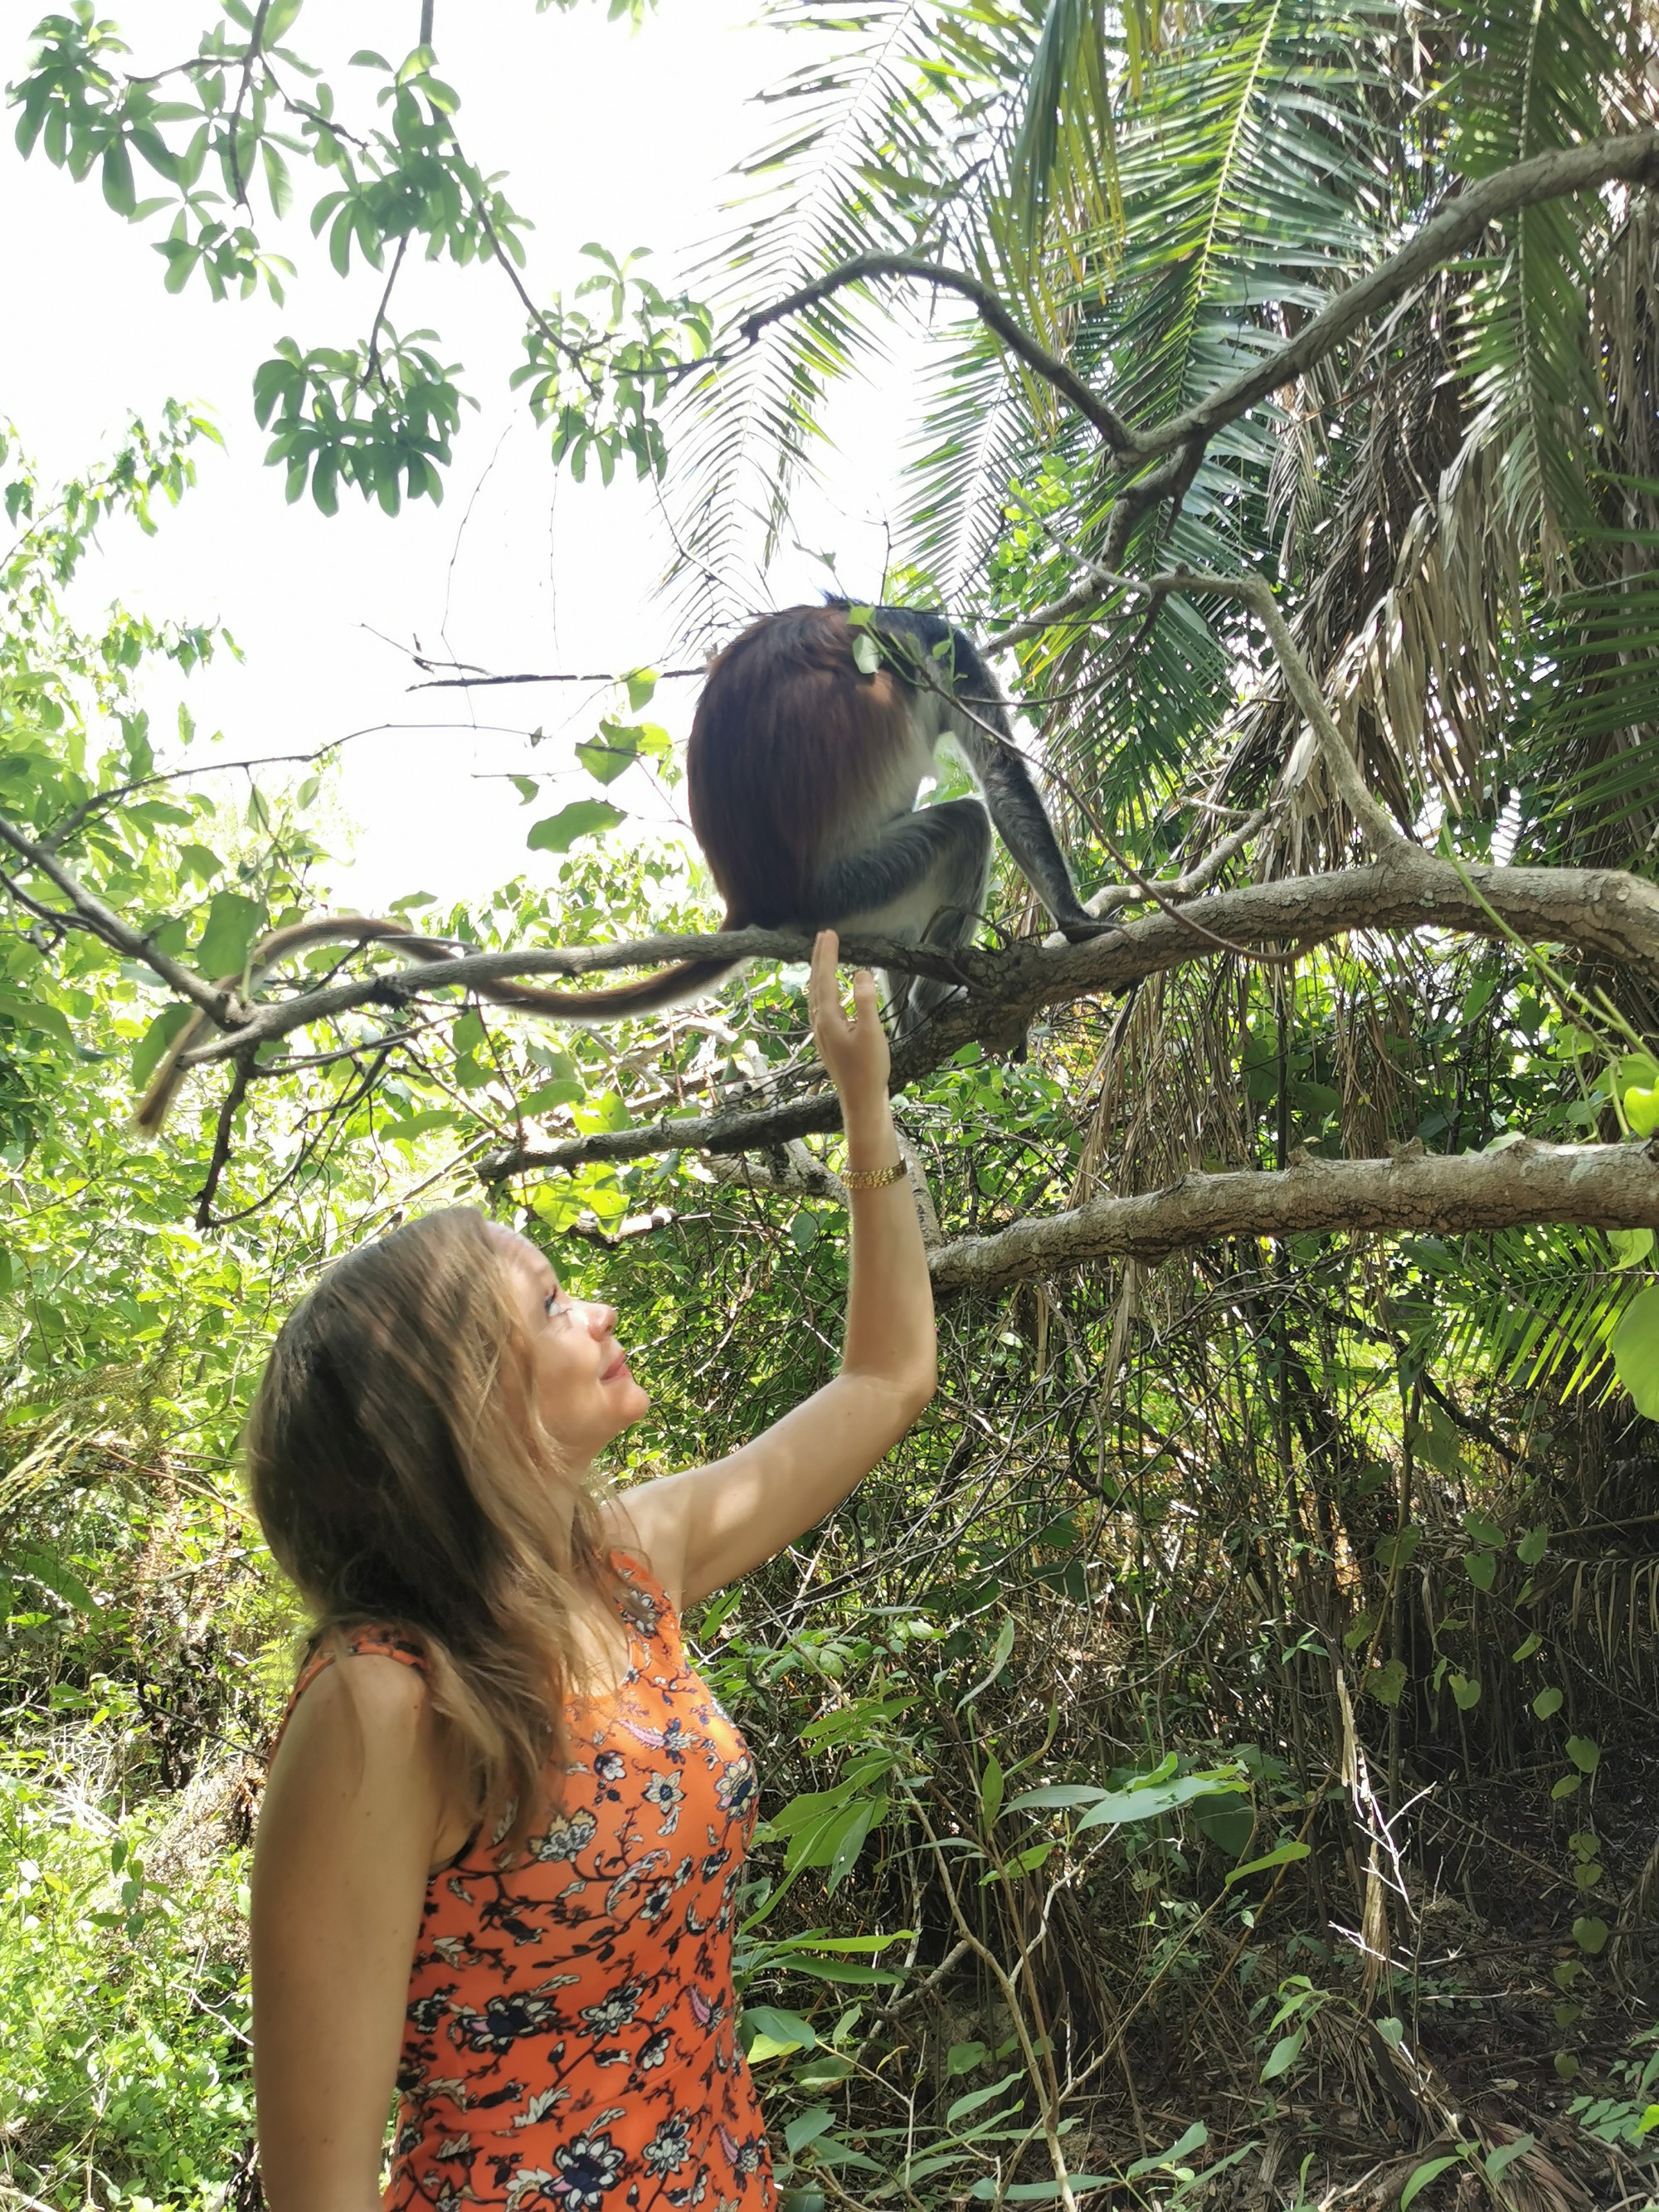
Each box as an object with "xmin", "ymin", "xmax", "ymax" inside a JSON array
[{"xmin": 544, "ymin": 1292, "xmax": 560, "ymax": 1318}]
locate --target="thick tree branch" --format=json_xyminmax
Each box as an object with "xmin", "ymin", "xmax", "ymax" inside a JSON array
[
  {"xmin": 0, "ymin": 811, "xmax": 231, "ymax": 1019},
  {"xmin": 472, "ymin": 860, "xmax": 1659, "ymax": 1178},
  {"xmin": 738, "ymin": 254, "xmax": 1135, "ymax": 454},
  {"xmin": 927, "ymin": 1140, "xmax": 1659, "ymax": 1289},
  {"xmin": 206, "ymin": 859, "xmax": 1659, "ymax": 1079},
  {"xmin": 1132, "ymin": 129, "xmax": 1659, "ymax": 465}
]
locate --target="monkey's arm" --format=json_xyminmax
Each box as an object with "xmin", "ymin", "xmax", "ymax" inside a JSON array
[{"xmin": 607, "ymin": 938, "xmax": 937, "ymax": 1610}]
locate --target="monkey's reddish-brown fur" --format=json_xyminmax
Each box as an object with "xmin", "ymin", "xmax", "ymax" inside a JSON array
[
  {"xmin": 688, "ymin": 604, "xmax": 916, "ymax": 925},
  {"xmin": 134, "ymin": 602, "xmax": 1032, "ymax": 1134}
]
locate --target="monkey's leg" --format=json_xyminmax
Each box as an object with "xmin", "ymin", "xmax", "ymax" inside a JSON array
[
  {"xmin": 954, "ymin": 721, "xmax": 1116, "ymax": 943},
  {"xmin": 806, "ymin": 798, "xmax": 992, "ymax": 1036}
]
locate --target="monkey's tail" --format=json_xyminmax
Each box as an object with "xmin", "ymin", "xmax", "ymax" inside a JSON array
[
  {"xmin": 133, "ymin": 934, "xmax": 741, "ymax": 1136},
  {"xmin": 475, "ymin": 957, "xmax": 739, "ymax": 1023}
]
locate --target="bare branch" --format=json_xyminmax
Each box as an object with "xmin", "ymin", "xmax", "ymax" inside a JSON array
[
  {"xmin": 1082, "ymin": 805, "xmax": 1272, "ymax": 918},
  {"xmin": 409, "ymin": 665, "xmax": 703, "ymax": 693},
  {"xmin": 1151, "ymin": 569, "xmax": 1413, "ymax": 858},
  {"xmin": 737, "ymin": 254, "xmax": 1135, "ymax": 454},
  {"xmin": 0, "ymin": 811, "xmax": 229, "ymax": 1019},
  {"xmin": 927, "ymin": 1139, "xmax": 1659, "ymax": 1288}
]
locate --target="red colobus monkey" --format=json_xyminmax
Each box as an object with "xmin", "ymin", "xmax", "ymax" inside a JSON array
[{"xmin": 134, "ymin": 601, "xmax": 1105, "ymax": 1132}]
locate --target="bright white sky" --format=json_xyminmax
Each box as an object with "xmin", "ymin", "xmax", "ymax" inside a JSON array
[{"xmin": 2, "ymin": 2, "xmax": 907, "ymax": 909}]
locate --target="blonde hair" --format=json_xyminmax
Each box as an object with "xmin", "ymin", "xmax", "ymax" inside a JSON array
[{"xmin": 246, "ymin": 1206, "xmax": 615, "ymax": 1849}]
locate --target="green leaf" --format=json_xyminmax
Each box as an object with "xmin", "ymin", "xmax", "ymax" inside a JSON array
[
  {"xmin": 1072, "ymin": 1772, "xmax": 1242, "ymax": 1834},
  {"xmin": 1260, "ymin": 2026, "xmax": 1305, "ymax": 2082},
  {"xmin": 979, "ymin": 1841, "xmax": 1053, "ymax": 1884},
  {"xmin": 1516, "ymin": 1524, "xmax": 1550, "ymax": 1567},
  {"xmin": 1365, "ymin": 1659, "xmax": 1408, "ymax": 1708},
  {"xmin": 1192, "ymin": 1791, "xmax": 1254, "ymax": 1858},
  {"xmin": 195, "ymin": 889, "xmax": 266, "ymax": 979},
  {"xmin": 1623, "ymin": 1083, "xmax": 1659, "ymax": 1137},
  {"xmin": 742, "ymin": 2005, "xmax": 815, "ymax": 2061},
  {"xmin": 851, "ymin": 632, "xmax": 881, "ymax": 675},
  {"xmin": 825, "ymin": 1799, "xmax": 883, "ymax": 1893},
  {"xmin": 101, "ymin": 137, "xmax": 135, "ymax": 216},
  {"xmin": 518, "ymin": 1079, "xmax": 581, "ymax": 1116},
  {"xmin": 1448, "ymin": 1673, "xmax": 1481, "ymax": 1711},
  {"xmin": 788, "ymin": 1211, "xmax": 819, "ymax": 1255},
  {"xmin": 784, "ymin": 2107, "xmax": 835, "ymax": 2156},
  {"xmin": 778, "ymin": 1955, "xmax": 900, "ymax": 1986},
  {"xmin": 1511, "ymin": 1633, "xmax": 1542, "ymax": 1662},
  {"xmin": 131, "ymin": 1001, "xmax": 197, "ymax": 1089},
  {"xmin": 980, "ymin": 1752, "xmax": 1005, "ymax": 1828},
  {"xmin": 526, "ymin": 799, "xmax": 626, "ymax": 853},
  {"xmin": 1565, "ymin": 1736, "xmax": 1600, "ymax": 1774},
  {"xmin": 1612, "ymin": 1285, "xmax": 1659, "ymax": 1417},
  {"xmin": 577, "ymin": 719, "xmax": 646, "ymax": 786},
  {"xmin": 1572, "ymin": 1915, "xmax": 1609, "ymax": 1955},
  {"xmin": 1400, "ymin": 2155, "xmax": 1462, "ymax": 2210},
  {"xmin": 624, "ymin": 666, "xmax": 659, "ymax": 709},
  {"xmin": 1533, "ymin": 1686, "xmax": 1564, "ymax": 1719},
  {"xmin": 1463, "ymin": 1550, "xmax": 1496, "ymax": 1592},
  {"xmin": 0, "ymin": 989, "xmax": 75, "ymax": 1047},
  {"xmin": 946, "ymin": 2071, "xmax": 1026, "ymax": 2127},
  {"xmin": 1610, "ymin": 1227, "xmax": 1653, "ymax": 1269},
  {"xmin": 946, "ymin": 2040, "xmax": 988, "ymax": 2077},
  {"xmin": 1225, "ymin": 1839, "xmax": 1311, "ymax": 1888},
  {"xmin": 957, "ymin": 1615, "xmax": 1015, "ymax": 1708},
  {"xmin": 9, "ymin": 1543, "xmax": 98, "ymax": 1613}
]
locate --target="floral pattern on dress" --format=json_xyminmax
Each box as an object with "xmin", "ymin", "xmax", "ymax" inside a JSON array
[{"xmin": 284, "ymin": 1555, "xmax": 772, "ymax": 2210}]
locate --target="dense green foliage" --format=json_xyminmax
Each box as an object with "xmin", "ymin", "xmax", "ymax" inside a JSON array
[{"xmin": 9, "ymin": 0, "xmax": 1659, "ymax": 2208}]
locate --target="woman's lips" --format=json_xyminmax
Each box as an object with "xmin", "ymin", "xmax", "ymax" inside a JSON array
[{"xmin": 601, "ymin": 1351, "xmax": 631, "ymax": 1383}]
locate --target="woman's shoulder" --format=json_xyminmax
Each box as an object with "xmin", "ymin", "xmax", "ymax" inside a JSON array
[{"xmin": 274, "ymin": 1627, "xmax": 434, "ymax": 1765}]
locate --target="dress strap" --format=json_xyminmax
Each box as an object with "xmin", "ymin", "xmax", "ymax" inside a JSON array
[{"xmin": 270, "ymin": 1625, "xmax": 429, "ymax": 1763}]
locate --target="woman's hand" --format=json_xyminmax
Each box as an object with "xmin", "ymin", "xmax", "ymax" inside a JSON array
[{"xmin": 808, "ymin": 929, "xmax": 890, "ymax": 1126}]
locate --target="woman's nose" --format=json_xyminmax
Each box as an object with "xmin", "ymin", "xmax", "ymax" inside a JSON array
[{"xmin": 586, "ymin": 1303, "xmax": 617, "ymax": 1338}]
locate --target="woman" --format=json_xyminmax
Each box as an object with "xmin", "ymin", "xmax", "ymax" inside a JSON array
[{"xmin": 247, "ymin": 931, "xmax": 936, "ymax": 2212}]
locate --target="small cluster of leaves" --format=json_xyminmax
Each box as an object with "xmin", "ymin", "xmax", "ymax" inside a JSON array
[
  {"xmin": 9, "ymin": 5, "xmax": 708, "ymax": 511},
  {"xmin": 510, "ymin": 245, "xmax": 713, "ymax": 484}
]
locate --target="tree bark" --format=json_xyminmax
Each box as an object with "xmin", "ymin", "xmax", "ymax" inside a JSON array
[{"xmin": 925, "ymin": 1139, "xmax": 1659, "ymax": 1290}]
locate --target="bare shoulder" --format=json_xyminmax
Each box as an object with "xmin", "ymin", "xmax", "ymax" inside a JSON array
[{"xmin": 271, "ymin": 1649, "xmax": 434, "ymax": 1778}]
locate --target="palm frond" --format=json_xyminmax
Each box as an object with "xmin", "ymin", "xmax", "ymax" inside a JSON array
[{"xmin": 1445, "ymin": 0, "xmax": 1627, "ymax": 572}]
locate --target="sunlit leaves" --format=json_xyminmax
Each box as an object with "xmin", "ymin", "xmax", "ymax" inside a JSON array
[{"xmin": 12, "ymin": 13, "xmax": 708, "ymax": 509}]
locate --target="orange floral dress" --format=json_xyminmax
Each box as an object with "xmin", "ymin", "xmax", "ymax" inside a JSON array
[{"xmin": 281, "ymin": 1553, "xmax": 775, "ymax": 2211}]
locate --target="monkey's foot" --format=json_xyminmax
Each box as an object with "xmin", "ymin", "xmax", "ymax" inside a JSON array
[{"xmin": 1058, "ymin": 914, "xmax": 1122, "ymax": 943}]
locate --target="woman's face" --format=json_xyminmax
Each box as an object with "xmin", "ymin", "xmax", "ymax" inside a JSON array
[{"xmin": 495, "ymin": 1231, "xmax": 650, "ymax": 1465}]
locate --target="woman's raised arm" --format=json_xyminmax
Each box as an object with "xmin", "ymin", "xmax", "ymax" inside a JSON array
[{"xmin": 618, "ymin": 930, "xmax": 937, "ymax": 1607}]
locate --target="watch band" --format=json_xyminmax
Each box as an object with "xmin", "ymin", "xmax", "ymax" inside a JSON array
[{"xmin": 842, "ymin": 1160, "xmax": 906, "ymax": 1191}]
